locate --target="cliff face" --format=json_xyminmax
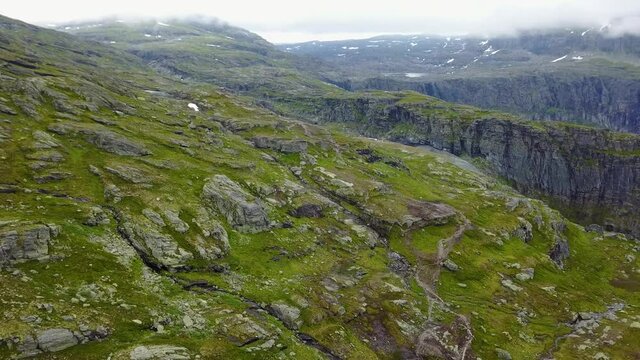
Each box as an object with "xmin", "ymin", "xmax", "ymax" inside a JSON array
[
  {"xmin": 291, "ymin": 96, "xmax": 640, "ymax": 236},
  {"xmin": 349, "ymin": 74, "xmax": 640, "ymax": 134}
]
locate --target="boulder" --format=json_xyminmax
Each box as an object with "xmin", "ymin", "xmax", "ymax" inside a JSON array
[
  {"xmin": 290, "ymin": 204, "xmax": 323, "ymax": 218},
  {"xmin": 442, "ymin": 259, "xmax": 460, "ymax": 272},
  {"xmin": 406, "ymin": 200, "xmax": 456, "ymax": 228},
  {"xmin": 388, "ymin": 252, "xmax": 412, "ymax": 278},
  {"xmin": 163, "ymin": 210, "xmax": 189, "ymax": 233},
  {"xmin": 269, "ymin": 302, "xmax": 302, "ymax": 329},
  {"xmin": 105, "ymin": 165, "xmax": 152, "ymax": 184},
  {"xmin": 122, "ymin": 222, "xmax": 192, "ymax": 267},
  {"xmin": 252, "ymin": 136, "xmax": 308, "ymax": 153},
  {"xmin": 202, "ymin": 175, "xmax": 270, "ymax": 233},
  {"xmin": 496, "ymin": 348, "xmax": 513, "ymax": 360},
  {"xmin": 0, "ymin": 224, "xmax": 55, "ymax": 264},
  {"xmin": 129, "ymin": 345, "xmax": 191, "ymax": 360},
  {"xmin": 513, "ymin": 218, "xmax": 533, "ymax": 243},
  {"xmin": 142, "ymin": 208, "xmax": 165, "ymax": 227},
  {"xmin": 84, "ymin": 207, "xmax": 110, "ymax": 226},
  {"xmin": 516, "ymin": 268, "xmax": 535, "ymax": 281},
  {"xmin": 549, "ymin": 236, "xmax": 570, "ymax": 268},
  {"xmin": 36, "ymin": 328, "xmax": 78, "ymax": 352}
]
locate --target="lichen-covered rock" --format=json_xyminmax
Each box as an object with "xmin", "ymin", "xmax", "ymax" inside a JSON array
[
  {"xmin": 163, "ymin": 210, "xmax": 189, "ymax": 233},
  {"xmin": 105, "ymin": 165, "xmax": 153, "ymax": 184},
  {"xmin": 252, "ymin": 136, "xmax": 308, "ymax": 153},
  {"xmin": 142, "ymin": 208, "xmax": 165, "ymax": 227},
  {"xmin": 84, "ymin": 206, "xmax": 110, "ymax": 226},
  {"xmin": 290, "ymin": 203, "xmax": 323, "ymax": 218},
  {"xmin": 202, "ymin": 175, "xmax": 270, "ymax": 233},
  {"xmin": 549, "ymin": 236, "xmax": 570, "ymax": 268},
  {"xmin": 513, "ymin": 218, "xmax": 533, "ymax": 243},
  {"xmin": 403, "ymin": 200, "xmax": 456, "ymax": 228},
  {"xmin": 36, "ymin": 328, "xmax": 78, "ymax": 352},
  {"xmin": 122, "ymin": 222, "xmax": 192, "ymax": 267},
  {"xmin": 269, "ymin": 302, "xmax": 302, "ymax": 329},
  {"xmin": 0, "ymin": 223, "xmax": 55, "ymax": 264},
  {"xmin": 129, "ymin": 345, "xmax": 191, "ymax": 360},
  {"xmin": 32, "ymin": 130, "xmax": 60, "ymax": 149},
  {"xmin": 48, "ymin": 123, "xmax": 150, "ymax": 156}
]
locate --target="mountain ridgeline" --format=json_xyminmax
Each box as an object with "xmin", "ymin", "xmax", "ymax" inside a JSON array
[
  {"xmin": 0, "ymin": 14, "xmax": 639, "ymax": 360},
  {"xmin": 281, "ymin": 30, "xmax": 640, "ymax": 134}
]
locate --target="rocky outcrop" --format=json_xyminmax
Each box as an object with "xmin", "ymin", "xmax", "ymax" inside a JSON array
[
  {"xmin": 16, "ymin": 326, "xmax": 109, "ymax": 357},
  {"xmin": 0, "ymin": 223, "xmax": 57, "ymax": 264},
  {"xmin": 121, "ymin": 221, "xmax": 192, "ymax": 268},
  {"xmin": 291, "ymin": 96, "xmax": 640, "ymax": 237},
  {"xmin": 252, "ymin": 136, "xmax": 308, "ymax": 153},
  {"xmin": 269, "ymin": 302, "xmax": 302, "ymax": 330},
  {"xmin": 48, "ymin": 123, "xmax": 151, "ymax": 156},
  {"xmin": 129, "ymin": 345, "xmax": 191, "ymax": 360},
  {"xmin": 202, "ymin": 175, "xmax": 270, "ymax": 233}
]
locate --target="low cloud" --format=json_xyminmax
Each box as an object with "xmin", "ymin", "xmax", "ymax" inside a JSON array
[{"xmin": 3, "ymin": 0, "xmax": 640, "ymax": 42}]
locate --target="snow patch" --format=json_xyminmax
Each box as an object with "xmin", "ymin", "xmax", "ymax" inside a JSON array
[
  {"xmin": 446, "ymin": 58, "xmax": 455, "ymax": 64},
  {"xmin": 366, "ymin": 45, "xmax": 379, "ymax": 48},
  {"xmin": 479, "ymin": 40, "xmax": 489, "ymax": 46},
  {"xmin": 551, "ymin": 55, "xmax": 568, "ymax": 63},
  {"xmin": 405, "ymin": 73, "xmax": 426, "ymax": 78},
  {"xmin": 410, "ymin": 42, "xmax": 418, "ymax": 47},
  {"xmin": 188, "ymin": 103, "xmax": 199, "ymax": 112},
  {"xmin": 581, "ymin": 29, "xmax": 591, "ymax": 36},
  {"xmin": 490, "ymin": 49, "xmax": 501, "ymax": 55},
  {"xmin": 144, "ymin": 34, "xmax": 152, "ymax": 37},
  {"xmin": 347, "ymin": 46, "xmax": 359, "ymax": 50},
  {"xmin": 572, "ymin": 56, "xmax": 584, "ymax": 60},
  {"xmin": 337, "ymin": 53, "xmax": 346, "ymax": 57},
  {"xmin": 206, "ymin": 44, "xmax": 222, "ymax": 48},
  {"xmin": 157, "ymin": 22, "xmax": 170, "ymax": 27}
]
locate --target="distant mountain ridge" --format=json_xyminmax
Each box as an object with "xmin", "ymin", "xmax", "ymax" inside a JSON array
[{"xmin": 280, "ymin": 29, "xmax": 640, "ymax": 133}]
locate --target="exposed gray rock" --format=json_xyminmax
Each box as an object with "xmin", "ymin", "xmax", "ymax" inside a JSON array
[
  {"xmin": 129, "ymin": 345, "xmax": 191, "ymax": 360},
  {"xmin": 549, "ymin": 236, "xmax": 570, "ymax": 268},
  {"xmin": 17, "ymin": 335, "xmax": 41, "ymax": 357},
  {"xmin": 163, "ymin": 210, "xmax": 189, "ymax": 233},
  {"xmin": 270, "ymin": 302, "xmax": 302, "ymax": 329},
  {"xmin": 404, "ymin": 200, "xmax": 456, "ymax": 228},
  {"xmin": 36, "ymin": 328, "xmax": 78, "ymax": 352},
  {"xmin": 513, "ymin": 218, "xmax": 533, "ymax": 243},
  {"xmin": 290, "ymin": 204, "xmax": 323, "ymax": 218},
  {"xmin": 202, "ymin": 175, "xmax": 270, "ymax": 233},
  {"xmin": 515, "ymin": 268, "xmax": 535, "ymax": 281},
  {"xmin": 32, "ymin": 130, "xmax": 60, "ymax": 149},
  {"xmin": 501, "ymin": 279, "xmax": 523, "ymax": 292},
  {"xmin": 105, "ymin": 165, "xmax": 152, "ymax": 184},
  {"xmin": 84, "ymin": 207, "xmax": 110, "ymax": 226},
  {"xmin": 143, "ymin": 209, "xmax": 165, "ymax": 227},
  {"xmin": 48, "ymin": 123, "xmax": 150, "ymax": 156},
  {"xmin": 122, "ymin": 222, "xmax": 192, "ymax": 267},
  {"xmin": 442, "ymin": 258, "xmax": 460, "ymax": 272},
  {"xmin": 0, "ymin": 224, "xmax": 55, "ymax": 264},
  {"xmin": 585, "ymin": 224, "xmax": 604, "ymax": 234},
  {"xmin": 26, "ymin": 150, "xmax": 65, "ymax": 163},
  {"xmin": 388, "ymin": 251, "xmax": 412, "ymax": 278},
  {"xmin": 252, "ymin": 136, "xmax": 308, "ymax": 153},
  {"xmin": 496, "ymin": 348, "xmax": 513, "ymax": 360}
]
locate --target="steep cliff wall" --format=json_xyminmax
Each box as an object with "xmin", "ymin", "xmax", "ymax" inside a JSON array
[
  {"xmin": 283, "ymin": 95, "xmax": 640, "ymax": 236},
  {"xmin": 348, "ymin": 74, "xmax": 640, "ymax": 134}
]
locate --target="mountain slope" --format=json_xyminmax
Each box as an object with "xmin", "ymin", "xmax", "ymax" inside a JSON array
[
  {"xmin": 280, "ymin": 30, "xmax": 640, "ymax": 133},
  {"xmin": 55, "ymin": 18, "xmax": 640, "ymax": 238},
  {"xmin": 1, "ymin": 15, "xmax": 639, "ymax": 359}
]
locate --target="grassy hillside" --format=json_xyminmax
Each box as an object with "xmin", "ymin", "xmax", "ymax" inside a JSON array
[{"xmin": 1, "ymin": 15, "xmax": 639, "ymax": 360}]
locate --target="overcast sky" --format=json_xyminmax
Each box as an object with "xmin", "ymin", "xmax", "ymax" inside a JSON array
[{"xmin": 3, "ymin": 0, "xmax": 640, "ymax": 43}]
